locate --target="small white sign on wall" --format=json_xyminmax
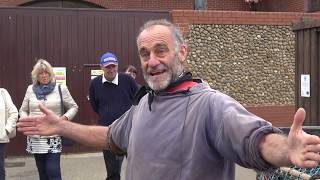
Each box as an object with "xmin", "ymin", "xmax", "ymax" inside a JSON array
[
  {"xmin": 53, "ymin": 67, "xmax": 67, "ymax": 85},
  {"xmin": 301, "ymin": 74, "xmax": 310, "ymax": 97},
  {"xmin": 90, "ymin": 70, "xmax": 104, "ymax": 80}
]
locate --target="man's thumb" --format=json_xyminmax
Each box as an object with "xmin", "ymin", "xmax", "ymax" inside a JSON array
[
  {"xmin": 291, "ymin": 108, "xmax": 306, "ymax": 132},
  {"xmin": 38, "ymin": 103, "xmax": 52, "ymax": 115}
]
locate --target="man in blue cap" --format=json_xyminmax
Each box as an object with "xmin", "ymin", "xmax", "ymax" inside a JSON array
[{"xmin": 88, "ymin": 52, "xmax": 139, "ymax": 180}]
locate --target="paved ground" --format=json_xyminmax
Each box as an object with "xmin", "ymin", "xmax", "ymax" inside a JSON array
[
  {"xmin": 5, "ymin": 152, "xmax": 256, "ymax": 180},
  {"xmin": 6, "ymin": 153, "xmax": 114, "ymax": 180}
]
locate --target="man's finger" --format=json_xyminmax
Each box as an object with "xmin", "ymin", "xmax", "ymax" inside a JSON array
[
  {"xmin": 17, "ymin": 121, "xmax": 35, "ymax": 127},
  {"xmin": 290, "ymin": 108, "xmax": 306, "ymax": 133},
  {"xmin": 17, "ymin": 115, "xmax": 43, "ymax": 127},
  {"xmin": 17, "ymin": 126, "xmax": 39, "ymax": 135},
  {"xmin": 299, "ymin": 160, "xmax": 319, "ymax": 168},
  {"xmin": 22, "ymin": 131, "xmax": 40, "ymax": 136},
  {"xmin": 18, "ymin": 117, "xmax": 35, "ymax": 123},
  {"xmin": 17, "ymin": 126, "xmax": 38, "ymax": 131}
]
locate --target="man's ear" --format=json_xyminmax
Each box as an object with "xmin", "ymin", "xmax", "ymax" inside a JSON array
[{"xmin": 178, "ymin": 44, "xmax": 188, "ymax": 62}]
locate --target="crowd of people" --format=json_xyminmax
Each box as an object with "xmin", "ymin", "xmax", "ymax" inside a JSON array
[
  {"xmin": 2, "ymin": 55, "xmax": 138, "ymax": 180},
  {"xmin": 1, "ymin": 19, "xmax": 320, "ymax": 180}
]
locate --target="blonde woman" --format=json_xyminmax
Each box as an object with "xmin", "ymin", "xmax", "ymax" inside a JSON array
[
  {"xmin": 19, "ymin": 59, "xmax": 78, "ymax": 180},
  {"xmin": 0, "ymin": 88, "xmax": 18, "ymax": 179}
]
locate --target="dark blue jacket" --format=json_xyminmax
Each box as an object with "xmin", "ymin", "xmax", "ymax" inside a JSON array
[{"xmin": 89, "ymin": 73, "xmax": 139, "ymax": 126}]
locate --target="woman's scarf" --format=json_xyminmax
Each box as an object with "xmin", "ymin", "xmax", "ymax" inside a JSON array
[{"xmin": 32, "ymin": 82, "xmax": 56, "ymax": 100}]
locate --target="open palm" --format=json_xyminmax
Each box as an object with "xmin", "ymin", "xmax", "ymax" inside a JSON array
[
  {"xmin": 288, "ymin": 108, "xmax": 320, "ymax": 168},
  {"xmin": 17, "ymin": 104, "xmax": 61, "ymax": 136}
]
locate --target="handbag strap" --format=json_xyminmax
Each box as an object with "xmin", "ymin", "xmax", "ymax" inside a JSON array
[{"xmin": 58, "ymin": 84, "xmax": 64, "ymax": 115}]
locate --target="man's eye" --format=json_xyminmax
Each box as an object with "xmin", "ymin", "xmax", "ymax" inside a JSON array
[
  {"xmin": 155, "ymin": 48, "xmax": 167, "ymax": 56},
  {"xmin": 139, "ymin": 51, "xmax": 150, "ymax": 61},
  {"xmin": 140, "ymin": 52, "xmax": 148, "ymax": 57},
  {"xmin": 140, "ymin": 53, "xmax": 149, "ymax": 58},
  {"xmin": 139, "ymin": 49, "xmax": 148, "ymax": 56}
]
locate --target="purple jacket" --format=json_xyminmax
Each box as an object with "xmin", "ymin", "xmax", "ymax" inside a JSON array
[{"xmin": 109, "ymin": 82, "xmax": 281, "ymax": 180}]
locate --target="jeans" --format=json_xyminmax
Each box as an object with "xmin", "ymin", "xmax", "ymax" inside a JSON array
[
  {"xmin": 34, "ymin": 153, "xmax": 61, "ymax": 180},
  {"xmin": 103, "ymin": 150, "xmax": 123, "ymax": 180},
  {"xmin": 0, "ymin": 143, "xmax": 6, "ymax": 180}
]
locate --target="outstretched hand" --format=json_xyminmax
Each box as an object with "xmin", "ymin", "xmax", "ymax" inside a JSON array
[
  {"xmin": 17, "ymin": 104, "xmax": 61, "ymax": 136},
  {"xmin": 288, "ymin": 108, "xmax": 320, "ymax": 168}
]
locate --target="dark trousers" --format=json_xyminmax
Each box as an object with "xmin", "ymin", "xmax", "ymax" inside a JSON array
[
  {"xmin": 34, "ymin": 153, "xmax": 61, "ymax": 180},
  {"xmin": 103, "ymin": 150, "xmax": 123, "ymax": 180},
  {"xmin": 0, "ymin": 143, "xmax": 6, "ymax": 180}
]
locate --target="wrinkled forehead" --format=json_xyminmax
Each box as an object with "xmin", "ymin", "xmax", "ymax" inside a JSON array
[{"xmin": 137, "ymin": 25, "xmax": 174, "ymax": 48}]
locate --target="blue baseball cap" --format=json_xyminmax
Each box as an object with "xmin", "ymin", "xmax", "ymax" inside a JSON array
[{"xmin": 100, "ymin": 52, "xmax": 118, "ymax": 67}]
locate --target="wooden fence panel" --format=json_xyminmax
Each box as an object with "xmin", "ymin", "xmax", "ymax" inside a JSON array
[
  {"xmin": 293, "ymin": 19, "xmax": 320, "ymax": 125},
  {"xmin": 0, "ymin": 7, "xmax": 169, "ymax": 155}
]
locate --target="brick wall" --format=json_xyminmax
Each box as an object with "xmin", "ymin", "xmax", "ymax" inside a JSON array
[
  {"xmin": 0, "ymin": 0, "xmax": 194, "ymax": 10},
  {"xmin": 257, "ymin": 0, "xmax": 305, "ymax": 12},
  {"xmin": 0, "ymin": 0, "xmax": 309, "ymax": 12},
  {"xmin": 207, "ymin": 0, "xmax": 250, "ymax": 11},
  {"xmin": 89, "ymin": 0, "xmax": 194, "ymax": 10},
  {"xmin": 0, "ymin": 0, "xmax": 249, "ymax": 10},
  {"xmin": 287, "ymin": 0, "xmax": 305, "ymax": 11},
  {"xmin": 171, "ymin": 10, "xmax": 320, "ymax": 35}
]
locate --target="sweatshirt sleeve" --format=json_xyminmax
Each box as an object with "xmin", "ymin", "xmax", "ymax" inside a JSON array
[
  {"xmin": 208, "ymin": 91, "xmax": 283, "ymax": 171},
  {"xmin": 108, "ymin": 106, "xmax": 136, "ymax": 155}
]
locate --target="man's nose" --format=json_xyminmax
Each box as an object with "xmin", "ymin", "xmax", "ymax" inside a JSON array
[{"xmin": 147, "ymin": 54, "xmax": 160, "ymax": 67}]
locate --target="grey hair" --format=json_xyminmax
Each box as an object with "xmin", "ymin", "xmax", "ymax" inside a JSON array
[
  {"xmin": 31, "ymin": 59, "xmax": 55, "ymax": 85},
  {"xmin": 136, "ymin": 19, "xmax": 185, "ymax": 52}
]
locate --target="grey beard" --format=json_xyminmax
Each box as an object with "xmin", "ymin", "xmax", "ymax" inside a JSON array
[{"xmin": 143, "ymin": 55, "xmax": 185, "ymax": 91}]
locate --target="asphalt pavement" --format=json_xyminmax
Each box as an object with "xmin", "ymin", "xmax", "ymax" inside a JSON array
[{"xmin": 5, "ymin": 152, "xmax": 256, "ymax": 180}]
